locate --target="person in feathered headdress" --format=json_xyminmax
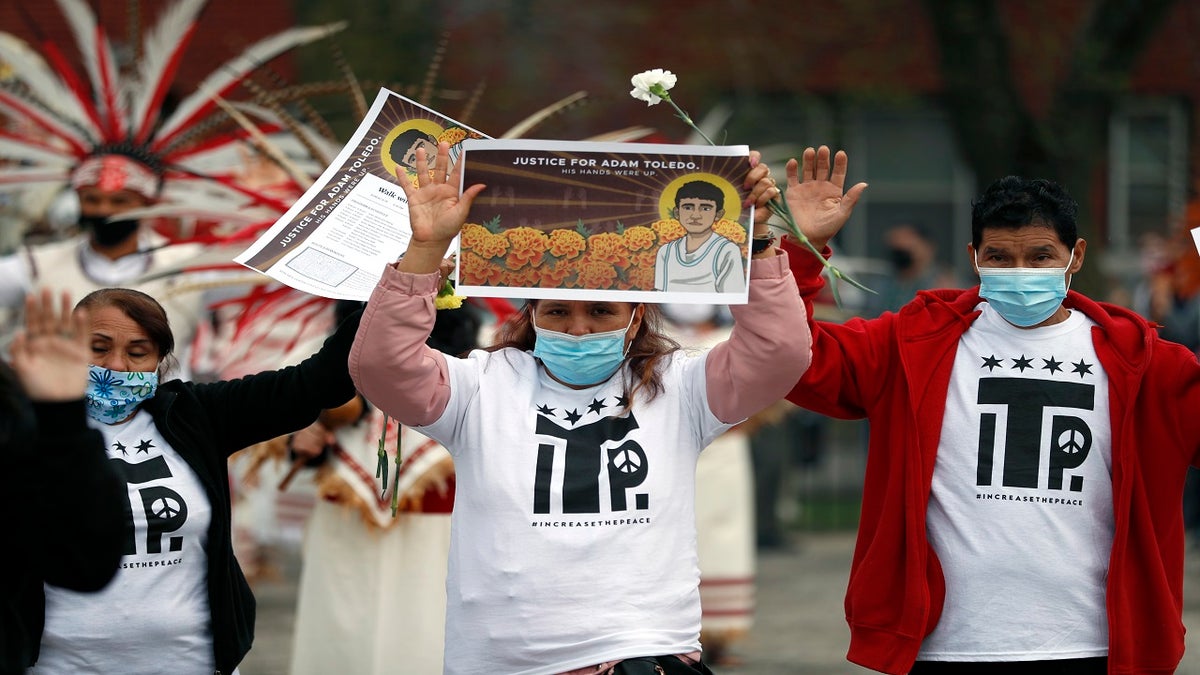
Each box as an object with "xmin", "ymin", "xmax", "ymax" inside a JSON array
[{"xmin": 0, "ymin": 0, "xmax": 343, "ymax": 361}]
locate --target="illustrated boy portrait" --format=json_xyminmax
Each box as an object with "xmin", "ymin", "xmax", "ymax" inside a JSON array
[
  {"xmin": 654, "ymin": 179, "xmax": 747, "ymax": 294},
  {"xmin": 390, "ymin": 128, "xmax": 441, "ymax": 174}
]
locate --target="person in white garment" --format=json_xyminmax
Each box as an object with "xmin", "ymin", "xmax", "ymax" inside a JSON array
[
  {"xmin": 22, "ymin": 287, "xmax": 360, "ymax": 674},
  {"xmin": 0, "ymin": 152, "xmax": 205, "ymax": 358},
  {"xmin": 350, "ymin": 142, "xmax": 810, "ymax": 675}
]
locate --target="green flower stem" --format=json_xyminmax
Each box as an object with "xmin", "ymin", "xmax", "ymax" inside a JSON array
[
  {"xmin": 766, "ymin": 196, "xmax": 875, "ymax": 298},
  {"xmin": 650, "ymin": 85, "xmax": 716, "ymax": 146}
]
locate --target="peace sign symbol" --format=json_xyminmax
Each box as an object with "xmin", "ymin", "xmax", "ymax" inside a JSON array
[
  {"xmin": 151, "ymin": 496, "xmax": 182, "ymax": 519},
  {"xmin": 1056, "ymin": 428, "xmax": 1088, "ymax": 454},
  {"xmin": 611, "ymin": 447, "xmax": 642, "ymax": 474}
]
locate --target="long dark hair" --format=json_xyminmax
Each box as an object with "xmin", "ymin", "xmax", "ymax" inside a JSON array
[
  {"xmin": 488, "ymin": 301, "xmax": 680, "ymax": 405},
  {"xmin": 76, "ymin": 288, "xmax": 178, "ymax": 377}
]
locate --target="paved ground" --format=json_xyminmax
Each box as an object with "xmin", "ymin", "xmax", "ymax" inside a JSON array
[{"xmin": 240, "ymin": 530, "xmax": 1200, "ymax": 675}]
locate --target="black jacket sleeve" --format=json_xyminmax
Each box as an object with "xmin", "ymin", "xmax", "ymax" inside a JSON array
[
  {"xmin": 187, "ymin": 307, "xmax": 363, "ymax": 455},
  {"xmin": 26, "ymin": 399, "xmax": 126, "ymax": 591}
]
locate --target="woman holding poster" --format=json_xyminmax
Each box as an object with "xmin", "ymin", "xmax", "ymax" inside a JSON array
[{"xmin": 350, "ymin": 142, "xmax": 810, "ymax": 675}]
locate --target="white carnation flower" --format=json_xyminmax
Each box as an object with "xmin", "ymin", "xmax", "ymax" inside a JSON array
[{"xmin": 629, "ymin": 68, "xmax": 678, "ymax": 105}]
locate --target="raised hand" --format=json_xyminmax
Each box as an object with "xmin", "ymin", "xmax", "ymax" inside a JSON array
[
  {"xmin": 397, "ymin": 141, "xmax": 486, "ymax": 275},
  {"xmin": 9, "ymin": 289, "xmax": 92, "ymax": 402},
  {"xmin": 784, "ymin": 146, "xmax": 868, "ymax": 251}
]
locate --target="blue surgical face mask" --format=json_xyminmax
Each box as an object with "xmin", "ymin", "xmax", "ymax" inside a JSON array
[
  {"xmin": 977, "ymin": 252, "xmax": 1074, "ymax": 327},
  {"xmin": 531, "ymin": 309, "xmax": 636, "ymax": 386},
  {"xmin": 85, "ymin": 364, "xmax": 158, "ymax": 424}
]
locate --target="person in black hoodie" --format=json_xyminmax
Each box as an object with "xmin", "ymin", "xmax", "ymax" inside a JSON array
[
  {"xmin": 21, "ymin": 287, "xmax": 359, "ymax": 674},
  {"xmin": 2, "ymin": 290, "xmax": 126, "ymax": 674}
]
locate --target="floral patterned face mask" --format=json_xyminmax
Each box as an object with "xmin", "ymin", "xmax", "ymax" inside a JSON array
[{"xmin": 85, "ymin": 365, "xmax": 158, "ymax": 424}]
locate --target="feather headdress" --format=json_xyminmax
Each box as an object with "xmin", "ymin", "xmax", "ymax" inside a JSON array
[{"xmin": 0, "ymin": 0, "xmax": 344, "ymax": 204}]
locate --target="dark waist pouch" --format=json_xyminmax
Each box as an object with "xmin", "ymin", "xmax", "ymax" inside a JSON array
[{"xmin": 613, "ymin": 655, "xmax": 715, "ymax": 675}]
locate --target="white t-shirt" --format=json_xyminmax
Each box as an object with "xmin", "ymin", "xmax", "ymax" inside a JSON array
[
  {"xmin": 418, "ymin": 348, "xmax": 730, "ymax": 675},
  {"xmin": 33, "ymin": 410, "xmax": 214, "ymax": 674},
  {"xmin": 918, "ymin": 304, "xmax": 1113, "ymax": 661},
  {"xmin": 654, "ymin": 235, "xmax": 746, "ymax": 293}
]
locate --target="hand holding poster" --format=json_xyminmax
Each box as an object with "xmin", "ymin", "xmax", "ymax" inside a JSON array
[
  {"xmin": 456, "ymin": 139, "xmax": 753, "ymax": 304},
  {"xmin": 235, "ymin": 88, "xmax": 487, "ymax": 300}
]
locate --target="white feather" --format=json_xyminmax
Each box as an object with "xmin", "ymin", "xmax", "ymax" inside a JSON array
[
  {"xmin": 116, "ymin": 202, "xmax": 274, "ymax": 226},
  {"xmin": 127, "ymin": 0, "xmax": 210, "ymax": 140},
  {"xmin": 0, "ymin": 92, "xmax": 92, "ymax": 150},
  {"xmin": 54, "ymin": 0, "xmax": 123, "ymax": 136},
  {"xmin": 154, "ymin": 21, "xmax": 348, "ymax": 149},
  {"xmin": 0, "ymin": 136, "xmax": 76, "ymax": 167},
  {"xmin": 0, "ymin": 167, "xmax": 70, "ymax": 189},
  {"xmin": 0, "ymin": 32, "xmax": 98, "ymax": 138},
  {"xmin": 229, "ymin": 101, "xmax": 340, "ymax": 167},
  {"xmin": 585, "ymin": 126, "xmax": 656, "ymax": 143},
  {"xmin": 500, "ymin": 91, "xmax": 587, "ymax": 139}
]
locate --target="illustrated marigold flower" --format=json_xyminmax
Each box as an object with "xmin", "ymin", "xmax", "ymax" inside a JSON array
[
  {"xmin": 537, "ymin": 261, "xmax": 575, "ymax": 288},
  {"xmin": 547, "ymin": 228, "xmax": 587, "ymax": 259},
  {"xmin": 575, "ymin": 258, "xmax": 618, "ymax": 289},
  {"xmin": 504, "ymin": 266, "xmax": 542, "ymax": 288},
  {"xmin": 622, "ymin": 225, "xmax": 656, "ymax": 252},
  {"xmin": 625, "ymin": 265, "xmax": 656, "ymax": 291},
  {"xmin": 586, "ymin": 232, "xmax": 630, "ymax": 266},
  {"xmin": 503, "ymin": 227, "xmax": 549, "ymax": 269},
  {"xmin": 438, "ymin": 127, "xmax": 468, "ymax": 145},
  {"xmin": 651, "ymin": 218, "xmax": 685, "ymax": 242},
  {"xmin": 460, "ymin": 251, "xmax": 505, "ymax": 286},
  {"xmin": 629, "ymin": 249, "xmax": 658, "ymax": 271},
  {"xmin": 713, "ymin": 218, "xmax": 747, "ymax": 244},
  {"xmin": 460, "ymin": 223, "xmax": 491, "ymax": 252},
  {"xmin": 473, "ymin": 232, "xmax": 510, "ymax": 259}
]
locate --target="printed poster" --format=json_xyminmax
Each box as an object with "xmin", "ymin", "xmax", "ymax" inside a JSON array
[
  {"xmin": 456, "ymin": 139, "xmax": 753, "ymax": 304},
  {"xmin": 234, "ymin": 88, "xmax": 487, "ymax": 300}
]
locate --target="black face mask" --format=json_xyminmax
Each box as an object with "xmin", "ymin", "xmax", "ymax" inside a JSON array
[
  {"xmin": 79, "ymin": 215, "xmax": 139, "ymax": 247},
  {"xmin": 888, "ymin": 247, "xmax": 915, "ymax": 272}
]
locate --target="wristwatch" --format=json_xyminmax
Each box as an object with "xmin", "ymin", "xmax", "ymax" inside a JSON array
[{"xmin": 751, "ymin": 234, "xmax": 776, "ymax": 255}]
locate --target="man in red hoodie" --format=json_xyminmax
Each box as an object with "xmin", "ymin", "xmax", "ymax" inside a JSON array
[{"xmin": 781, "ymin": 145, "xmax": 1200, "ymax": 675}]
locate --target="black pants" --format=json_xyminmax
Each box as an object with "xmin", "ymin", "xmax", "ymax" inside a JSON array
[{"xmin": 909, "ymin": 657, "xmax": 1106, "ymax": 674}]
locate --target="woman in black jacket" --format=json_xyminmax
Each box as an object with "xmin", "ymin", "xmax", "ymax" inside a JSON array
[
  {"xmin": 2, "ymin": 290, "xmax": 126, "ymax": 674},
  {"xmin": 23, "ymin": 287, "xmax": 359, "ymax": 674}
]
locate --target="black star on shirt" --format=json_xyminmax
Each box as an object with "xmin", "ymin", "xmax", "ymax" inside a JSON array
[
  {"xmin": 981, "ymin": 355, "xmax": 1003, "ymax": 371},
  {"xmin": 536, "ymin": 404, "xmax": 556, "ymax": 417},
  {"xmin": 112, "ymin": 441, "xmax": 127, "ymax": 456},
  {"xmin": 1042, "ymin": 357, "xmax": 1063, "ymax": 374},
  {"xmin": 1071, "ymin": 359, "xmax": 1094, "ymax": 378},
  {"xmin": 614, "ymin": 394, "xmax": 629, "ymax": 408},
  {"xmin": 135, "ymin": 439, "xmax": 155, "ymax": 454},
  {"xmin": 1012, "ymin": 355, "xmax": 1033, "ymax": 372},
  {"xmin": 564, "ymin": 408, "xmax": 582, "ymax": 424},
  {"xmin": 587, "ymin": 398, "xmax": 607, "ymax": 415}
]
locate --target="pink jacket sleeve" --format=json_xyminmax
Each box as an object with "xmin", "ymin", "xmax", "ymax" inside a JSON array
[
  {"xmin": 349, "ymin": 266, "xmax": 452, "ymax": 426},
  {"xmin": 705, "ymin": 251, "xmax": 812, "ymax": 423}
]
